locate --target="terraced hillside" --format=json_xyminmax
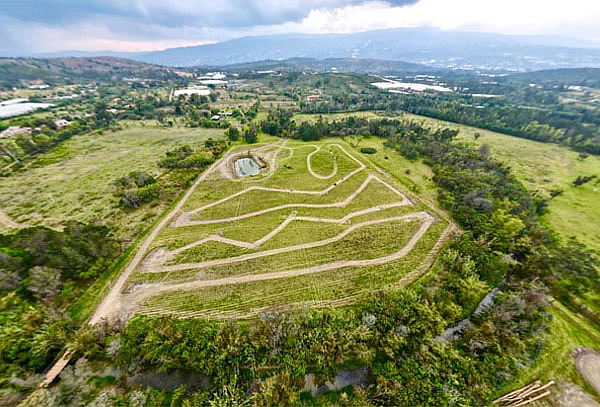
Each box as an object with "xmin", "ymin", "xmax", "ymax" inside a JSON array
[{"xmin": 93, "ymin": 139, "xmax": 452, "ymax": 321}]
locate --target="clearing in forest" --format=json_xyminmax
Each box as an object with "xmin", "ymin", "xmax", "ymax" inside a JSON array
[{"xmin": 96, "ymin": 138, "xmax": 452, "ymax": 321}]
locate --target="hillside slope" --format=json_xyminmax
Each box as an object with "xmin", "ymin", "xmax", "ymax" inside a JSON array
[{"xmin": 0, "ymin": 56, "xmax": 177, "ymax": 88}]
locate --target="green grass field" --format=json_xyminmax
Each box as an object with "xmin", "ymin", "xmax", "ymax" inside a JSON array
[
  {"xmin": 0, "ymin": 122, "xmax": 224, "ymax": 240},
  {"xmin": 125, "ymin": 138, "xmax": 449, "ymax": 318},
  {"xmin": 396, "ymin": 112, "xmax": 600, "ymax": 252}
]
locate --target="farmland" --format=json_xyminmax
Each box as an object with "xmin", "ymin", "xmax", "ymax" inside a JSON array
[{"xmin": 104, "ymin": 138, "xmax": 452, "ymax": 320}]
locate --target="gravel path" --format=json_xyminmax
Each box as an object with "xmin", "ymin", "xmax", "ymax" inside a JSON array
[{"xmin": 574, "ymin": 348, "xmax": 600, "ymax": 397}]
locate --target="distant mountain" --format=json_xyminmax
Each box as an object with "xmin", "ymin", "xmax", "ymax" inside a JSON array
[
  {"xmin": 220, "ymin": 57, "xmax": 436, "ymax": 74},
  {"xmin": 128, "ymin": 28, "xmax": 600, "ymax": 71},
  {"xmin": 0, "ymin": 56, "xmax": 178, "ymax": 88}
]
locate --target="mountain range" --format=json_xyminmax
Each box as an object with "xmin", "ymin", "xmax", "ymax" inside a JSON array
[{"xmin": 26, "ymin": 28, "xmax": 600, "ymax": 72}]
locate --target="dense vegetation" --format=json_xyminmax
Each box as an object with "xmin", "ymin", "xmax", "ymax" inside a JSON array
[
  {"xmin": 115, "ymin": 139, "xmax": 227, "ymax": 209},
  {"xmin": 301, "ymin": 90, "xmax": 600, "ymax": 154},
  {"xmin": 0, "ymin": 57, "xmax": 179, "ymax": 89},
  {"xmin": 0, "ymin": 223, "xmax": 119, "ymax": 387}
]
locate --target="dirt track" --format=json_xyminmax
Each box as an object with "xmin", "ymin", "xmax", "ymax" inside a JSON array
[
  {"xmin": 90, "ymin": 140, "xmax": 443, "ymax": 322},
  {"xmin": 0, "ymin": 209, "xmax": 21, "ymax": 229},
  {"xmin": 174, "ymin": 173, "xmax": 409, "ymax": 227},
  {"xmin": 144, "ymin": 212, "xmax": 430, "ymax": 274},
  {"xmin": 173, "ymin": 143, "xmax": 366, "ymax": 227},
  {"xmin": 151, "ymin": 200, "xmax": 412, "ymax": 265},
  {"xmin": 123, "ymin": 212, "xmax": 435, "ymax": 312},
  {"xmin": 88, "ymin": 142, "xmax": 277, "ymax": 325},
  {"xmin": 305, "ymin": 144, "xmax": 339, "ymax": 179}
]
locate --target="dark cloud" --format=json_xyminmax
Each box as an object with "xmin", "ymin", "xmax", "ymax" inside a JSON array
[
  {"xmin": 0, "ymin": 0, "xmax": 420, "ymax": 29},
  {"xmin": 0, "ymin": 0, "xmax": 423, "ymax": 53}
]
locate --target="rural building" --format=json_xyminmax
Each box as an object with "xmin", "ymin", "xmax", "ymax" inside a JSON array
[
  {"xmin": 28, "ymin": 84, "xmax": 50, "ymax": 89},
  {"xmin": 54, "ymin": 119, "xmax": 71, "ymax": 128}
]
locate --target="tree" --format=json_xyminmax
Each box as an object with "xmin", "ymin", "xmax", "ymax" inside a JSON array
[
  {"xmin": 94, "ymin": 101, "xmax": 112, "ymax": 125},
  {"xmin": 25, "ymin": 266, "xmax": 61, "ymax": 299},
  {"xmin": 226, "ymin": 127, "xmax": 240, "ymax": 142},
  {"xmin": 243, "ymin": 126, "xmax": 258, "ymax": 144}
]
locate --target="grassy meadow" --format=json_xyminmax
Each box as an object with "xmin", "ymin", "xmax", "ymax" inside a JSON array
[
  {"xmin": 394, "ymin": 112, "xmax": 600, "ymax": 252},
  {"xmin": 0, "ymin": 122, "xmax": 224, "ymax": 240}
]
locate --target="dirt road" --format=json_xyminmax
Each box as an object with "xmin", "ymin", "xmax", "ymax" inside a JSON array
[{"xmin": 574, "ymin": 348, "xmax": 600, "ymax": 397}]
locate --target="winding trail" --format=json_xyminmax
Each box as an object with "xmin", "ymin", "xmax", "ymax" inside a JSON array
[
  {"xmin": 151, "ymin": 199, "xmax": 411, "ymax": 265},
  {"xmin": 144, "ymin": 211, "xmax": 428, "ymax": 274},
  {"xmin": 88, "ymin": 142, "xmax": 279, "ymax": 325},
  {"xmin": 124, "ymin": 212, "xmax": 435, "ymax": 311},
  {"xmin": 141, "ymin": 222, "xmax": 458, "ymax": 320},
  {"xmin": 172, "ymin": 173, "xmax": 409, "ymax": 226},
  {"xmin": 305, "ymin": 144, "xmax": 338, "ymax": 179},
  {"xmin": 173, "ymin": 143, "xmax": 366, "ymax": 227}
]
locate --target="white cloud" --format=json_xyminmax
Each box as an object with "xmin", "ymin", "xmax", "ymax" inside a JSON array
[{"xmin": 289, "ymin": 0, "xmax": 600, "ymax": 40}]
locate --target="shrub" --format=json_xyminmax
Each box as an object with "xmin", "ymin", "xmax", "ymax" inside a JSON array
[{"xmin": 360, "ymin": 147, "xmax": 377, "ymax": 154}]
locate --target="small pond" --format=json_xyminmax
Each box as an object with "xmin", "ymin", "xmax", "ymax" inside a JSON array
[{"xmin": 234, "ymin": 157, "xmax": 261, "ymax": 177}]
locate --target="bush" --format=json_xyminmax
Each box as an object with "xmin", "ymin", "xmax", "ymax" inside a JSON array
[
  {"xmin": 572, "ymin": 174, "xmax": 597, "ymax": 187},
  {"xmin": 360, "ymin": 147, "xmax": 377, "ymax": 154},
  {"xmin": 119, "ymin": 183, "xmax": 161, "ymax": 208},
  {"xmin": 115, "ymin": 171, "xmax": 156, "ymax": 188},
  {"xmin": 243, "ymin": 126, "xmax": 258, "ymax": 144}
]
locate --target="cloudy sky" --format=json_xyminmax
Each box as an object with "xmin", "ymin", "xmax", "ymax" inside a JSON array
[{"xmin": 1, "ymin": 0, "xmax": 600, "ymax": 54}]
